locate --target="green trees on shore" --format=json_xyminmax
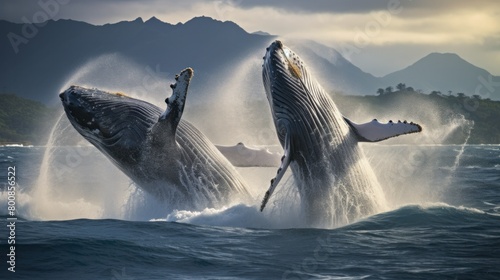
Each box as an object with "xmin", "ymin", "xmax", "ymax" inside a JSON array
[
  {"xmin": 0, "ymin": 94, "xmax": 57, "ymax": 145},
  {"xmin": 376, "ymin": 82, "xmax": 489, "ymax": 100},
  {"xmin": 358, "ymin": 84, "xmax": 500, "ymax": 143}
]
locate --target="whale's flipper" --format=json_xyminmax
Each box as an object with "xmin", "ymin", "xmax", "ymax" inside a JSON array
[
  {"xmin": 260, "ymin": 133, "xmax": 291, "ymax": 211},
  {"xmin": 150, "ymin": 68, "xmax": 193, "ymax": 145},
  {"xmin": 344, "ymin": 118, "xmax": 422, "ymax": 142},
  {"xmin": 159, "ymin": 68, "xmax": 193, "ymax": 130}
]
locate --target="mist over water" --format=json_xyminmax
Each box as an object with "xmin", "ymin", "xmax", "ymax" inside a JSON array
[
  {"xmin": 58, "ymin": 53, "xmax": 172, "ymax": 107},
  {"xmin": 0, "ymin": 53, "xmax": 476, "ymax": 229},
  {"xmin": 183, "ymin": 52, "xmax": 276, "ymax": 146}
]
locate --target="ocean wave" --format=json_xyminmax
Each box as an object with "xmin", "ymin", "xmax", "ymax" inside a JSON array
[
  {"xmin": 344, "ymin": 203, "xmax": 499, "ymax": 231},
  {"xmin": 153, "ymin": 203, "xmax": 305, "ymax": 229},
  {"xmin": 145, "ymin": 201, "xmax": 500, "ymax": 232}
]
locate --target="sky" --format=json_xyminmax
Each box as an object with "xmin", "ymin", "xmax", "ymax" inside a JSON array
[{"xmin": 1, "ymin": 0, "xmax": 499, "ymax": 77}]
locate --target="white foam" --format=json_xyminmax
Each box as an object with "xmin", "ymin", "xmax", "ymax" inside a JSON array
[
  {"xmin": 162, "ymin": 204, "xmax": 276, "ymax": 228},
  {"xmin": 156, "ymin": 202, "xmax": 305, "ymax": 229}
]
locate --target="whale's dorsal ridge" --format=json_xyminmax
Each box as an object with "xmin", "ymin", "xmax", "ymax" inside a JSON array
[{"xmin": 344, "ymin": 117, "xmax": 422, "ymax": 142}]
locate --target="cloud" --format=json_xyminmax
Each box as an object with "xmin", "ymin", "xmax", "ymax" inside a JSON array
[
  {"xmin": 1, "ymin": 0, "xmax": 499, "ymax": 75},
  {"xmin": 234, "ymin": 0, "xmax": 500, "ymax": 18},
  {"xmin": 235, "ymin": 0, "xmax": 391, "ymax": 14}
]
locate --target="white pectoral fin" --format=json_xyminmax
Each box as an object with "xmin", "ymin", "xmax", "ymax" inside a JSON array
[
  {"xmin": 260, "ymin": 135, "xmax": 291, "ymax": 212},
  {"xmin": 345, "ymin": 117, "xmax": 422, "ymax": 142}
]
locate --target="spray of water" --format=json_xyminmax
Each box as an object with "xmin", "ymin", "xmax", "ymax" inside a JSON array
[
  {"xmin": 17, "ymin": 54, "xmax": 173, "ymax": 220},
  {"xmin": 184, "ymin": 51, "xmax": 276, "ymax": 146},
  {"xmin": 59, "ymin": 53, "xmax": 171, "ymax": 107},
  {"xmin": 450, "ymin": 118, "xmax": 474, "ymax": 172},
  {"xmin": 359, "ymin": 100, "xmax": 475, "ymax": 210}
]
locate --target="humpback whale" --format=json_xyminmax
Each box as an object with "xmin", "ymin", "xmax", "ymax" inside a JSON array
[
  {"xmin": 260, "ymin": 41, "xmax": 422, "ymax": 226},
  {"xmin": 60, "ymin": 68, "xmax": 250, "ymax": 210}
]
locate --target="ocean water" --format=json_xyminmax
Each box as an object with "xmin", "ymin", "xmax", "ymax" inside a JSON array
[{"xmin": 0, "ymin": 145, "xmax": 499, "ymax": 279}]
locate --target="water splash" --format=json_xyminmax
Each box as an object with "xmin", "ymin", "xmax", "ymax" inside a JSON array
[
  {"xmin": 27, "ymin": 114, "xmax": 122, "ymax": 220},
  {"xmin": 450, "ymin": 119, "xmax": 474, "ymax": 172},
  {"xmin": 21, "ymin": 54, "xmax": 173, "ymax": 220},
  {"xmin": 184, "ymin": 51, "xmax": 276, "ymax": 146},
  {"xmin": 58, "ymin": 53, "xmax": 171, "ymax": 107},
  {"xmin": 363, "ymin": 114, "xmax": 474, "ymax": 211}
]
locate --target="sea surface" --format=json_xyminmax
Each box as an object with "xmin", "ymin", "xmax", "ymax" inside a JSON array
[{"xmin": 0, "ymin": 145, "xmax": 499, "ymax": 279}]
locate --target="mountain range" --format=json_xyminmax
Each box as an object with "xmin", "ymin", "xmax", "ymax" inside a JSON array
[{"xmin": 1, "ymin": 16, "xmax": 499, "ymax": 104}]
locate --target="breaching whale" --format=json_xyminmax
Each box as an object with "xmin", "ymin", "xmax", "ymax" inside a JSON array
[
  {"xmin": 60, "ymin": 68, "xmax": 250, "ymax": 210},
  {"xmin": 260, "ymin": 41, "xmax": 422, "ymax": 226}
]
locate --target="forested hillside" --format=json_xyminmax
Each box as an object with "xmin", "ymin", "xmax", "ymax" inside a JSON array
[{"xmin": 0, "ymin": 94, "xmax": 58, "ymax": 145}]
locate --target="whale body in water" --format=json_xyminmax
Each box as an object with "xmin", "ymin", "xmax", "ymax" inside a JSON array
[
  {"xmin": 260, "ymin": 41, "xmax": 422, "ymax": 226},
  {"xmin": 60, "ymin": 68, "xmax": 251, "ymax": 210}
]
